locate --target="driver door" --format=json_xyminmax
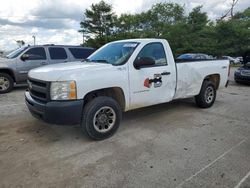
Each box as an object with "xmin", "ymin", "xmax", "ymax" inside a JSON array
[
  {"xmin": 129, "ymin": 42, "xmax": 176, "ymax": 109},
  {"xmin": 16, "ymin": 47, "xmax": 48, "ymax": 82}
]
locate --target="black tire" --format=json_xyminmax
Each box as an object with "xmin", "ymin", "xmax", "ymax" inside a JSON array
[
  {"xmin": 195, "ymin": 81, "xmax": 216, "ymax": 108},
  {"xmin": 81, "ymin": 96, "xmax": 122, "ymax": 140},
  {"xmin": 0, "ymin": 73, "xmax": 14, "ymax": 94}
]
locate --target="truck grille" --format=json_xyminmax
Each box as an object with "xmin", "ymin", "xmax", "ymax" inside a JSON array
[{"xmin": 27, "ymin": 78, "xmax": 50, "ymax": 103}]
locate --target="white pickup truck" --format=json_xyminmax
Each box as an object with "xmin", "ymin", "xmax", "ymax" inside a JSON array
[{"xmin": 25, "ymin": 39, "xmax": 229, "ymax": 140}]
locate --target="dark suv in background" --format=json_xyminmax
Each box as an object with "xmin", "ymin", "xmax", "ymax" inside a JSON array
[
  {"xmin": 0, "ymin": 45, "xmax": 95, "ymax": 93},
  {"xmin": 234, "ymin": 51, "xmax": 250, "ymax": 84}
]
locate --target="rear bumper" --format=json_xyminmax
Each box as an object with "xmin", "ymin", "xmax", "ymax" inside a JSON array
[{"xmin": 25, "ymin": 91, "xmax": 83, "ymax": 125}]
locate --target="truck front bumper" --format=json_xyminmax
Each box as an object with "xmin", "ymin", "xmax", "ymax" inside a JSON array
[{"xmin": 25, "ymin": 91, "xmax": 83, "ymax": 125}]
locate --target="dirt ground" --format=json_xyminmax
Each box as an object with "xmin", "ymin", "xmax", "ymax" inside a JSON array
[{"xmin": 0, "ymin": 68, "xmax": 249, "ymax": 188}]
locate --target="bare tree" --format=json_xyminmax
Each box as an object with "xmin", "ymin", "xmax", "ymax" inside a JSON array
[{"xmin": 220, "ymin": 0, "xmax": 239, "ymax": 20}]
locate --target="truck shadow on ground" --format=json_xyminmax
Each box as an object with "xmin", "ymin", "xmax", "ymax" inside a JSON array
[
  {"xmin": 228, "ymin": 80, "xmax": 250, "ymax": 87},
  {"xmin": 14, "ymin": 84, "xmax": 28, "ymax": 90},
  {"xmin": 21, "ymin": 98, "xmax": 197, "ymax": 144},
  {"xmin": 122, "ymin": 98, "xmax": 196, "ymax": 122}
]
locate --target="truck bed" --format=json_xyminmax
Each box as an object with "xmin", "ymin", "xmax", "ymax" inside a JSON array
[{"xmin": 173, "ymin": 60, "xmax": 229, "ymax": 99}]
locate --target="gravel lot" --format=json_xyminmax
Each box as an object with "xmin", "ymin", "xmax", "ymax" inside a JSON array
[{"xmin": 0, "ymin": 68, "xmax": 249, "ymax": 188}]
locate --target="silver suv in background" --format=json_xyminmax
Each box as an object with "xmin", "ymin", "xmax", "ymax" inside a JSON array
[{"xmin": 0, "ymin": 45, "xmax": 95, "ymax": 93}]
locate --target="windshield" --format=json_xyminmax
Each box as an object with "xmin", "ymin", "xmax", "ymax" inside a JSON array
[
  {"xmin": 6, "ymin": 46, "xmax": 28, "ymax": 59},
  {"xmin": 87, "ymin": 42, "xmax": 139, "ymax": 65}
]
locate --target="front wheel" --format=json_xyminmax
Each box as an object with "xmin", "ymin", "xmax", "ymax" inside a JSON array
[
  {"xmin": 195, "ymin": 81, "xmax": 216, "ymax": 108},
  {"xmin": 0, "ymin": 73, "xmax": 14, "ymax": 94},
  {"xmin": 81, "ymin": 96, "xmax": 122, "ymax": 140}
]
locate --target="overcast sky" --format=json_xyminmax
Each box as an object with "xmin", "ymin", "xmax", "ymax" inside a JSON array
[{"xmin": 0, "ymin": 0, "xmax": 249, "ymax": 51}]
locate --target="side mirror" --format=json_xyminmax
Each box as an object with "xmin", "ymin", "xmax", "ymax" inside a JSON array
[
  {"xmin": 21, "ymin": 54, "xmax": 29, "ymax": 61},
  {"xmin": 134, "ymin": 57, "xmax": 155, "ymax": 69}
]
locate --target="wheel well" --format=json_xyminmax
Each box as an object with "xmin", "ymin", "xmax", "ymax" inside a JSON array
[
  {"xmin": 204, "ymin": 74, "xmax": 220, "ymax": 90},
  {"xmin": 0, "ymin": 69, "xmax": 16, "ymax": 82},
  {"xmin": 83, "ymin": 87, "xmax": 126, "ymax": 111}
]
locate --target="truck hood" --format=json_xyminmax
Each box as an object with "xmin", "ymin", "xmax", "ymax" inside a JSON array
[{"xmin": 28, "ymin": 61, "xmax": 113, "ymax": 81}]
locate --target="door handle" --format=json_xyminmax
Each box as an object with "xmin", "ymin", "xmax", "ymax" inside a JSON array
[
  {"xmin": 161, "ymin": 71, "xmax": 171, "ymax": 76},
  {"xmin": 41, "ymin": 62, "xmax": 48, "ymax": 65}
]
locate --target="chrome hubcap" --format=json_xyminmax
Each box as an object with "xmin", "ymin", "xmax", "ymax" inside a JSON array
[
  {"xmin": 205, "ymin": 86, "xmax": 214, "ymax": 103},
  {"xmin": 93, "ymin": 106, "xmax": 116, "ymax": 133},
  {"xmin": 0, "ymin": 77, "xmax": 10, "ymax": 91}
]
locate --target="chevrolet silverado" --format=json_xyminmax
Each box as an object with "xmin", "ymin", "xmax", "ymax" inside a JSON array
[{"xmin": 25, "ymin": 39, "xmax": 229, "ymax": 140}]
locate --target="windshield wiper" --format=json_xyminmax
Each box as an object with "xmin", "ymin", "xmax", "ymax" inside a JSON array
[
  {"xmin": 82, "ymin": 59, "xmax": 108, "ymax": 64},
  {"xmin": 92, "ymin": 59, "xmax": 108, "ymax": 63},
  {"xmin": 81, "ymin": 58, "xmax": 90, "ymax": 62}
]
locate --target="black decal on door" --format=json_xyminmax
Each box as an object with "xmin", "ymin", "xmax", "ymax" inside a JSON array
[{"xmin": 153, "ymin": 74, "xmax": 162, "ymax": 88}]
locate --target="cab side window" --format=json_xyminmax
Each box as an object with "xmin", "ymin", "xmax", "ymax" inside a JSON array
[
  {"xmin": 136, "ymin": 43, "xmax": 168, "ymax": 67},
  {"xmin": 24, "ymin": 47, "xmax": 46, "ymax": 60}
]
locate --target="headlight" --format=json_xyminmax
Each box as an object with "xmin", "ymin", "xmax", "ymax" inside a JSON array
[{"xmin": 50, "ymin": 81, "xmax": 77, "ymax": 100}]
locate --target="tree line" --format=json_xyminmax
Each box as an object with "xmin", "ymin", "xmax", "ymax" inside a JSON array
[{"xmin": 79, "ymin": 0, "xmax": 250, "ymax": 57}]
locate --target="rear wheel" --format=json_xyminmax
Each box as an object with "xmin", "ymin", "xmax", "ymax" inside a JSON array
[
  {"xmin": 81, "ymin": 96, "xmax": 122, "ymax": 140},
  {"xmin": 0, "ymin": 73, "xmax": 14, "ymax": 94},
  {"xmin": 195, "ymin": 81, "xmax": 216, "ymax": 108}
]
